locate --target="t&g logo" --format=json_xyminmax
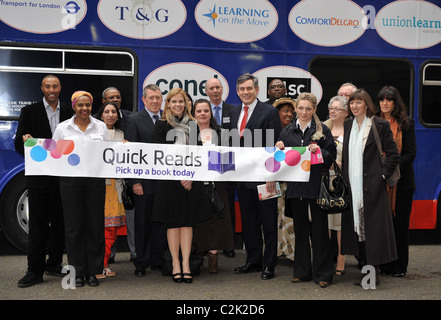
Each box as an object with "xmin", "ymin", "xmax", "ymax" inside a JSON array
[{"xmin": 98, "ymin": 0, "xmax": 186, "ymax": 39}]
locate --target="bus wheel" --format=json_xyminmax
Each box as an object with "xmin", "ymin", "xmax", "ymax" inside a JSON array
[{"xmin": 0, "ymin": 173, "xmax": 29, "ymax": 252}]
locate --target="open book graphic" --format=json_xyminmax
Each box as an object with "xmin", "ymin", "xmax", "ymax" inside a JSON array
[{"xmin": 208, "ymin": 151, "xmax": 235, "ymax": 174}]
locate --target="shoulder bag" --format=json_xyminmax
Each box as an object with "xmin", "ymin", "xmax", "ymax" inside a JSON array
[
  {"xmin": 317, "ymin": 160, "xmax": 350, "ymax": 214},
  {"xmin": 121, "ymin": 180, "xmax": 135, "ymax": 210},
  {"xmin": 371, "ymin": 117, "xmax": 401, "ymax": 188},
  {"xmin": 204, "ymin": 182, "xmax": 225, "ymax": 218}
]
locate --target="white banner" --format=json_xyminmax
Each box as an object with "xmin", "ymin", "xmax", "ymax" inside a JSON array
[{"xmin": 24, "ymin": 139, "xmax": 312, "ymax": 182}]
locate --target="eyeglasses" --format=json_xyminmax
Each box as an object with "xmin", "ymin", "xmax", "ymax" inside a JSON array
[{"xmin": 328, "ymin": 107, "xmax": 346, "ymax": 112}]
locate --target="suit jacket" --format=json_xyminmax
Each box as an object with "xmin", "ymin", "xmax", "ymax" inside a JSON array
[
  {"xmin": 119, "ymin": 108, "xmax": 133, "ymax": 133},
  {"xmin": 124, "ymin": 108, "xmax": 160, "ymax": 192},
  {"xmin": 227, "ymin": 100, "xmax": 282, "ymax": 188},
  {"xmin": 15, "ymin": 100, "xmax": 74, "ymax": 188},
  {"xmin": 219, "ymin": 102, "xmax": 237, "ymax": 128}
]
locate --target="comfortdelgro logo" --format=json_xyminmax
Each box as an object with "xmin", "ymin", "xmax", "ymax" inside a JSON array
[
  {"xmin": 26, "ymin": 138, "xmax": 80, "ymax": 166},
  {"xmin": 195, "ymin": 0, "xmax": 278, "ymax": 43},
  {"xmin": 288, "ymin": 0, "xmax": 366, "ymax": 47}
]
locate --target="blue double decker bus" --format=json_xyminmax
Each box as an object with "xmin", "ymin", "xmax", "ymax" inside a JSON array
[{"xmin": 1, "ymin": 0, "xmax": 441, "ymax": 251}]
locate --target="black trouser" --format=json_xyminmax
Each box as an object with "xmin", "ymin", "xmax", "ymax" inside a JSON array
[
  {"xmin": 133, "ymin": 188, "xmax": 166, "ymax": 268},
  {"xmin": 236, "ymin": 185, "xmax": 278, "ymax": 267},
  {"xmin": 60, "ymin": 177, "xmax": 105, "ymax": 277},
  {"xmin": 27, "ymin": 179, "xmax": 64, "ymax": 276},
  {"xmin": 289, "ymin": 198, "xmax": 334, "ymax": 283}
]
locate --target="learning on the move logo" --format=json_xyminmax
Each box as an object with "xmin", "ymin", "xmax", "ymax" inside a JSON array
[
  {"xmin": 195, "ymin": 0, "xmax": 278, "ymax": 43},
  {"xmin": 26, "ymin": 138, "xmax": 80, "ymax": 166}
]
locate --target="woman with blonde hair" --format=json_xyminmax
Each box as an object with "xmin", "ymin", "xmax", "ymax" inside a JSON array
[
  {"xmin": 276, "ymin": 92, "xmax": 336, "ymax": 288},
  {"xmin": 151, "ymin": 88, "xmax": 212, "ymax": 283}
]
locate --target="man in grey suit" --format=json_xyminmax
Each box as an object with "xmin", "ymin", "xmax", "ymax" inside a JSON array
[
  {"xmin": 124, "ymin": 84, "xmax": 166, "ymax": 277},
  {"xmin": 226, "ymin": 73, "xmax": 282, "ymax": 280},
  {"xmin": 205, "ymin": 77, "xmax": 236, "ymax": 128},
  {"xmin": 205, "ymin": 77, "xmax": 237, "ymax": 258}
]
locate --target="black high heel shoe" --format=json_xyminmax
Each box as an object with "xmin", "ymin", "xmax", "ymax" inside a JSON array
[
  {"xmin": 172, "ymin": 273, "xmax": 183, "ymax": 283},
  {"xmin": 182, "ymin": 273, "xmax": 193, "ymax": 284}
]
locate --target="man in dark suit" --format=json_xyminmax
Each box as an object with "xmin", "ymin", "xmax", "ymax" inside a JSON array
[
  {"xmin": 264, "ymin": 78, "xmax": 287, "ymax": 105},
  {"xmin": 227, "ymin": 73, "xmax": 282, "ymax": 280},
  {"xmin": 101, "ymin": 87, "xmax": 136, "ymax": 263},
  {"xmin": 205, "ymin": 77, "xmax": 237, "ymax": 258},
  {"xmin": 15, "ymin": 74, "xmax": 74, "ymax": 287},
  {"xmin": 124, "ymin": 84, "xmax": 166, "ymax": 277}
]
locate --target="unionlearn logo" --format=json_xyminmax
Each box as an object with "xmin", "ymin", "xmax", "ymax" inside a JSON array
[{"xmin": 26, "ymin": 138, "xmax": 80, "ymax": 166}]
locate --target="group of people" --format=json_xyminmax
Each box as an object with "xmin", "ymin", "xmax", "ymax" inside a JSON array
[{"xmin": 15, "ymin": 73, "xmax": 415, "ymax": 290}]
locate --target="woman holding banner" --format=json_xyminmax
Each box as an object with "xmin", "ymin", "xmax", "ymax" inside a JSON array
[
  {"xmin": 151, "ymin": 88, "xmax": 213, "ymax": 284},
  {"xmin": 275, "ymin": 92, "xmax": 336, "ymax": 288},
  {"xmin": 191, "ymin": 98, "xmax": 234, "ymax": 274},
  {"xmin": 95, "ymin": 101, "xmax": 126, "ymax": 279},
  {"xmin": 53, "ymin": 91, "xmax": 109, "ymax": 287}
]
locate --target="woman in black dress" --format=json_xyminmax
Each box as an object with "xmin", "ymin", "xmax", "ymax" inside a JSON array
[
  {"xmin": 151, "ymin": 88, "xmax": 212, "ymax": 283},
  {"xmin": 191, "ymin": 99, "xmax": 235, "ymax": 273}
]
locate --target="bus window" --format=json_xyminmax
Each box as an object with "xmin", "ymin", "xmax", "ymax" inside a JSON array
[
  {"xmin": 420, "ymin": 62, "xmax": 441, "ymax": 127},
  {"xmin": 0, "ymin": 46, "xmax": 138, "ymax": 120},
  {"xmin": 309, "ymin": 57, "xmax": 413, "ymax": 121}
]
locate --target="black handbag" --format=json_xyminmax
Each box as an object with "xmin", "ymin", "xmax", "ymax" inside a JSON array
[
  {"xmin": 121, "ymin": 180, "xmax": 135, "ymax": 210},
  {"xmin": 317, "ymin": 161, "xmax": 350, "ymax": 214},
  {"xmin": 371, "ymin": 117, "xmax": 401, "ymax": 188},
  {"xmin": 205, "ymin": 182, "xmax": 225, "ymax": 218}
]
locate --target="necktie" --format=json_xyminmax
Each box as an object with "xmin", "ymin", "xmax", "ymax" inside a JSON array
[
  {"xmin": 153, "ymin": 115, "xmax": 159, "ymax": 123},
  {"xmin": 239, "ymin": 106, "xmax": 249, "ymax": 137},
  {"xmin": 214, "ymin": 106, "xmax": 221, "ymax": 125}
]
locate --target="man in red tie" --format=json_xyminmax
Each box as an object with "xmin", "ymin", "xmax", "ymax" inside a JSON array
[{"xmin": 227, "ymin": 73, "xmax": 282, "ymax": 280}]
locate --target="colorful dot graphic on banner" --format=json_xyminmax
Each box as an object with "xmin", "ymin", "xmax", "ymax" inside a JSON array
[
  {"xmin": 264, "ymin": 147, "xmax": 310, "ymax": 173},
  {"xmin": 27, "ymin": 139, "xmax": 80, "ymax": 166}
]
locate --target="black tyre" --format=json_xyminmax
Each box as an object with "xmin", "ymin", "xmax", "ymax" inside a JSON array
[{"xmin": 0, "ymin": 172, "xmax": 29, "ymax": 252}]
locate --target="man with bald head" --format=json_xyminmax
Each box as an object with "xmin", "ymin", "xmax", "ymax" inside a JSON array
[
  {"xmin": 205, "ymin": 77, "xmax": 237, "ymax": 128},
  {"xmin": 15, "ymin": 75, "xmax": 73, "ymax": 287},
  {"xmin": 337, "ymin": 82, "xmax": 357, "ymax": 100}
]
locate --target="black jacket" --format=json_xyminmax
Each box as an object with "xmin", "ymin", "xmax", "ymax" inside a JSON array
[
  {"xmin": 278, "ymin": 118, "xmax": 336, "ymax": 199},
  {"xmin": 14, "ymin": 100, "xmax": 73, "ymax": 189}
]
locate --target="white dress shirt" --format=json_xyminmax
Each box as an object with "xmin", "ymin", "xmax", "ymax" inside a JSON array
[
  {"xmin": 237, "ymin": 99, "xmax": 257, "ymax": 129},
  {"xmin": 53, "ymin": 115, "xmax": 110, "ymax": 141},
  {"xmin": 43, "ymin": 98, "xmax": 60, "ymax": 135}
]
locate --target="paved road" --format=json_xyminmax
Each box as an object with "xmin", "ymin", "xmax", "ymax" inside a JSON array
[
  {"xmin": 1, "ymin": 237, "xmax": 441, "ymax": 298},
  {"xmin": 1, "ymin": 230, "xmax": 440, "ymax": 318}
]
